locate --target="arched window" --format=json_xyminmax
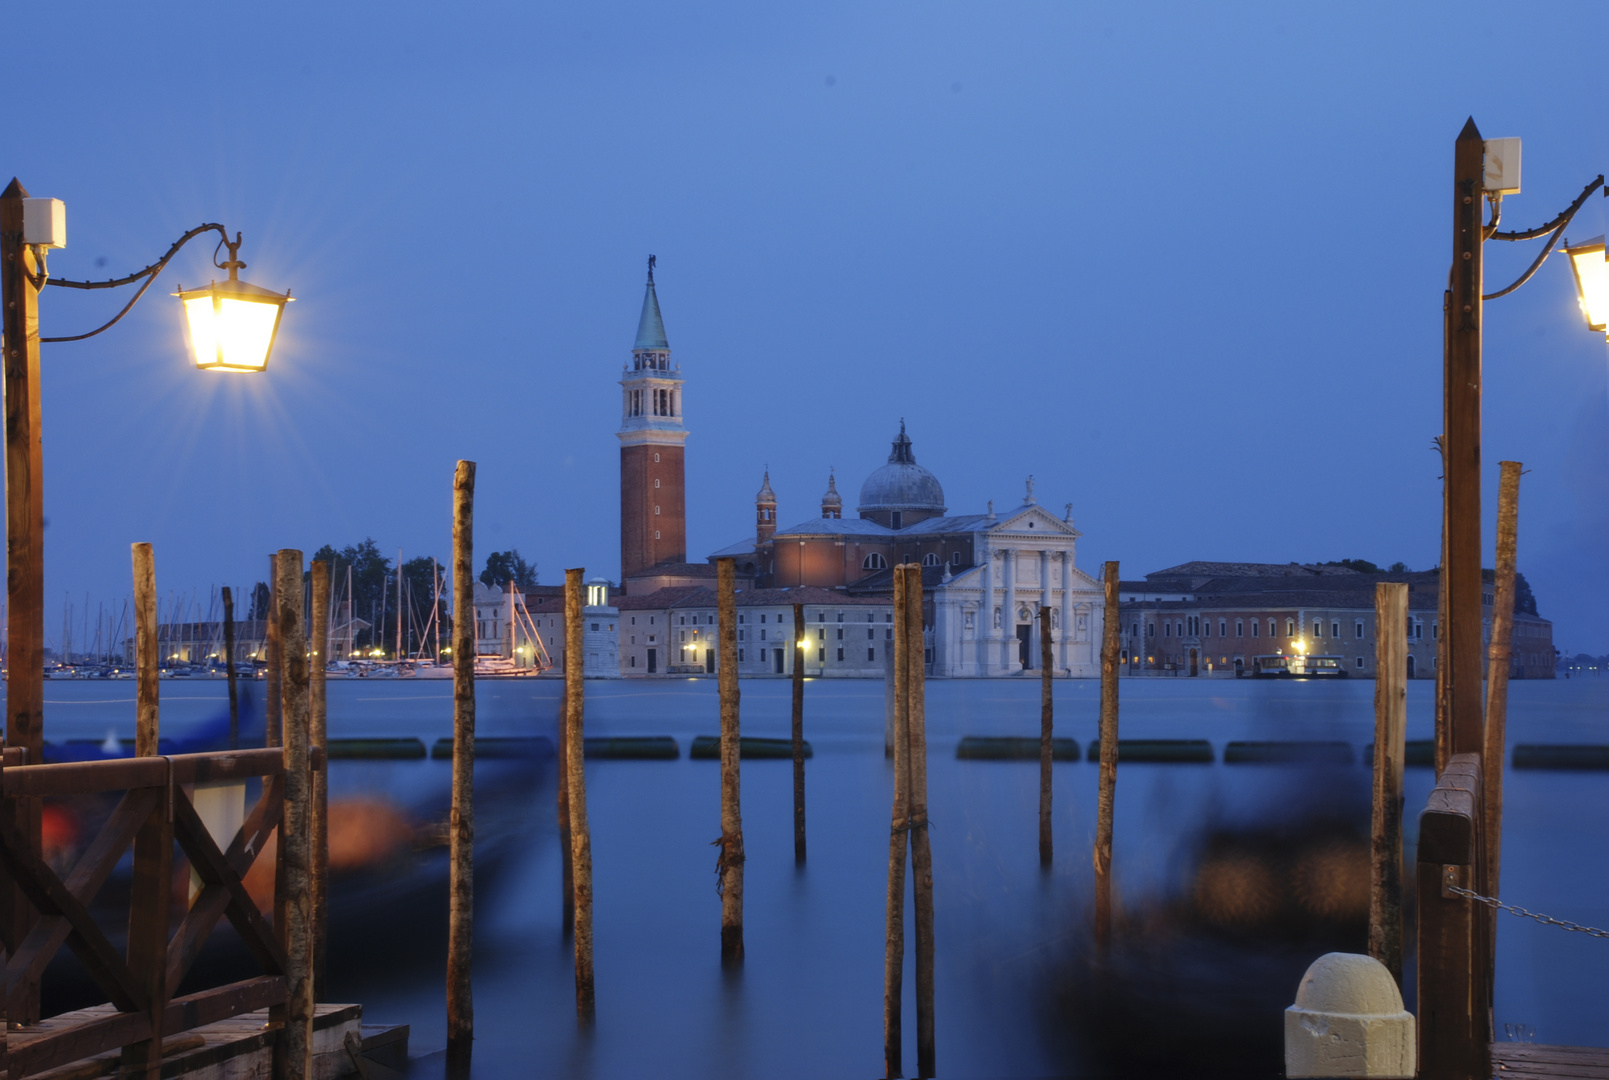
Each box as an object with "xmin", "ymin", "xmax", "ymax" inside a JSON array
[
  {"xmin": 862, "ymin": 553, "xmax": 888, "ymax": 570},
  {"xmin": 921, "ymin": 553, "xmax": 939, "ymax": 567}
]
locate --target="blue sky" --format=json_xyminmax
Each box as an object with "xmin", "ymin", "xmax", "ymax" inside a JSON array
[{"xmin": 10, "ymin": 2, "xmax": 1609, "ymax": 651}]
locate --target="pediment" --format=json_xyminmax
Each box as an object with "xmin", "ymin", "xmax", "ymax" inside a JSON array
[{"xmin": 988, "ymin": 505, "xmax": 1081, "ymax": 538}]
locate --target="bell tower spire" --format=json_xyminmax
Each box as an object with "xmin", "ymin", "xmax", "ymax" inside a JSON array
[{"xmin": 618, "ymin": 256, "xmax": 688, "ymax": 585}]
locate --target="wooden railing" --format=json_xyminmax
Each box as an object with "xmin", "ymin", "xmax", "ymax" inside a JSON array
[
  {"xmin": 1417, "ymin": 750, "xmax": 1493, "ymax": 1080},
  {"xmin": 0, "ymin": 747, "xmax": 301, "ymax": 1079}
]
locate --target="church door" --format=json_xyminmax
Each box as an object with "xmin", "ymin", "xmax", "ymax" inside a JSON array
[
  {"xmin": 1016, "ymin": 625, "xmax": 1032, "ymax": 669},
  {"xmin": 774, "ymin": 648, "xmax": 785, "ymax": 674},
  {"xmin": 647, "ymin": 648, "xmax": 657, "ymax": 674},
  {"xmin": 1189, "ymin": 648, "xmax": 1198, "ymax": 677},
  {"xmin": 705, "ymin": 648, "xmax": 714, "ymax": 673}
]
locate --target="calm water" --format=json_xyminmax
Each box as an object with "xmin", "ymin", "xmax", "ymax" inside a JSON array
[{"xmin": 18, "ymin": 675, "xmax": 1609, "ymax": 1076}]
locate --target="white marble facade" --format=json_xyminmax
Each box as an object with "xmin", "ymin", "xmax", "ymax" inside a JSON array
[{"xmin": 930, "ymin": 501, "xmax": 1104, "ymax": 677}]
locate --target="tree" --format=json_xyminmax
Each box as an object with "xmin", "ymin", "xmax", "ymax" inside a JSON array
[
  {"xmin": 1323, "ymin": 558, "xmax": 1382, "ymax": 573},
  {"xmin": 481, "ymin": 550, "xmax": 538, "ymax": 590},
  {"xmin": 1387, "ymin": 562, "xmax": 1409, "ymax": 573},
  {"xmin": 310, "ymin": 539, "xmax": 392, "ymax": 652},
  {"xmin": 1514, "ymin": 571, "xmax": 1538, "ymax": 616},
  {"xmin": 402, "ymin": 556, "xmax": 450, "ymax": 653},
  {"xmin": 246, "ymin": 582, "xmax": 271, "ymax": 621}
]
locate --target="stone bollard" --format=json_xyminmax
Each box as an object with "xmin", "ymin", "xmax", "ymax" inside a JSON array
[{"xmin": 1285, "ymin": 953, "xmax": 1415, "ymax": 1078}]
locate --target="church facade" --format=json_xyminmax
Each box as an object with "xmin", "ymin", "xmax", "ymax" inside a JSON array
[{"xmin": 710, "ymin": 425, "xmax": 1105, "ymax": 677}]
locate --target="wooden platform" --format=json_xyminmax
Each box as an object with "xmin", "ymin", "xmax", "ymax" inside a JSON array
[
  {"xmin": 1494, "ymin": 1042, "xmax": 1609, "ymax": 1078},
  {"xmin": 15, "ymin": 1002, "xmax": 407, "ymax": 1080}
]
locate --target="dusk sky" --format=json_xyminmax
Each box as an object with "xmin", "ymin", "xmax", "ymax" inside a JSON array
[{"xmin": 10, "ymin": 3, "xmax": 1609, "ymax": 652}]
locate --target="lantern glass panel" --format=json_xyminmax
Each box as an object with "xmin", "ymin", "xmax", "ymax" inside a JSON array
[{"xmin": 1568, "ymin": 241, "xmax": 1609, "ymax": 334}]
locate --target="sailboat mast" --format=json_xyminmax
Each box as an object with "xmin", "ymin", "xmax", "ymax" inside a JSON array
[
  {"xmin": 432, "ymin": 557, "xmax": 441, "ymax": 664},
  {"xmin": 396, "ymin": 549, "xmax": 404, "ymax": 663}
]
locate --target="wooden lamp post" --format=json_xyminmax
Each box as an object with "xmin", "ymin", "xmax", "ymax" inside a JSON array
[{"xmin": 0, "ymin": 180, "xmax": 288, "ymax": 1019}]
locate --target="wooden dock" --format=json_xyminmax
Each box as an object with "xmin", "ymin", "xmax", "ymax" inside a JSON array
[
  {"xmin": 1493, "ymin": 1042, "xmax": 1609, "ymax": 1078},
  {"xmin": 18, "ymin": 997, "xmax": 407, "ymax": 1079}
]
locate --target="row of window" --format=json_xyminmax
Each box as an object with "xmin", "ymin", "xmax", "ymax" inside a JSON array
[
  {"xmin": 626, "ymin": 387, "xmax": 677, "ymax": 418},
  {"xmin": 860, "ymin": 551, "xmax": 965, "ymax": 571},
  {"xmin": 1131, "ymin": 616, "xmax": 1429, "ymax": 641}
]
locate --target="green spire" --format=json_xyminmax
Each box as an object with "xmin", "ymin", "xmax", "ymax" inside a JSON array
[{"xmin": 634, "ymin": 255, "xmax": 669, "ymax": 351}]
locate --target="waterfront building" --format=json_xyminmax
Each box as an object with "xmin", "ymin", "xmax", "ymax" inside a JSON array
[
  {"xmin": 616, "ymin": 587, "xmax": 892, "ymax": 677},
  {"xmin": 1117, "ymin": 562, "xmax": 1554, "ymax": 679},
  {"xmin": 708, "ymin": 424, "xmax": 1104, "ymax": 677},
  {"xmin": 471, "ymin": 581, "xmax": 545, "ymax": 670}
]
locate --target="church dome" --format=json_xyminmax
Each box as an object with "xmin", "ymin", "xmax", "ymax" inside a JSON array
[{"xmin": 858, "ymin": 422, "xmax": 945, "ymax": 515}]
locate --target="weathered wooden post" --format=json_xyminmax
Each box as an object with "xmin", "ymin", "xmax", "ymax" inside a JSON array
[
  {"xmin": 1483, "ymin": 460, "xmax": 1520, "ymax": 911},
  {"xmin": 564, "ymin": 568, "xmax": 596, "ymax": 1023},
  {"xmin": 792, "ymin": 601, "xmax": 807, "ymax": 863},
  {"xmin": 222, "ymin": 585, "xmax": 240, "ymax": 749},
  {"xmin": 276, "ymin": 549, "xmax": 314, "ymax": 1080},
  {"xmin": 123, "ymin": 542, "xmax": 170, "ymax": 1079},
  {"xmin": 884, "ymin": 564, "xmax": 912, "ymax": 1079},
  {"xmin": 266, "ymin": 556, "xmax": 283, "ymax": 748},
  {"xmin": 1417, "ymin": 753, "xmax": 1485, "ymax": 1080},
  {"xmin": 1433, "ymin": 435, "xmax": 1450, "ymax": 775},
  {"xmin": 1370, "ymin": 581, "xmax": 1408, "ymax": 986},
  {"xmin": 2, "ymin": 180, "xmax": 46, "ymax": 1027},
  {"xmin": 715, "ymin": 557, "xmax": 744, "ymax": 963},
  {"xmin": 1094, "ymin": 561, "xmax": 1120, "ymax": 950},
  {"xmin": 906, "ymin": 565, "xmax": 935, "ymax": 1079},
  {"xmin": 310, "ymin": 561, "xmax": 330, "ymax": 992},
  {"xmin": 557, "ymin": 681, "xmax": 574, "ymax": 935},
  {"xmin": 447, "ymin": 461, "xmax": 476, "ymax": 1069},
  {"xmin": 1039, "ymin": 604, "xmax": 1053, "ymax": 866}
]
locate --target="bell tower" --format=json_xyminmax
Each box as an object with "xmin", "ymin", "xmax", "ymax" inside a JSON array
[{"xmin": 618, "ymin": 256, "xmax": 687, "ymax": 583}]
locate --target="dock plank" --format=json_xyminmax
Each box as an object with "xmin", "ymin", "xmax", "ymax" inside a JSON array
[{"xmin": 1493, "ymin": 1043, "xmax": 1609, "ymax": 1078}]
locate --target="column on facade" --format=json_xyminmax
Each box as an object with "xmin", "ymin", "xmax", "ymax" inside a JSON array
[
  {"xmin": 1002, "ymin": 548, "xmax": 1017, "ymax": 671},
  {"xmin": 1039, "ymin": 549, "xmax": 1053, "ymax": 674},
  {"xmin": 1060, "ymin": 551, "xmax": 1074, "ymax": 674},
  {"xmin": 978, "ymin": 542, "xmax": 994, "ymax": 676}
]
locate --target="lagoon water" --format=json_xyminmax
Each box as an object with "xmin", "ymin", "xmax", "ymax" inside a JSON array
[{"xmin": 21, "ymin": 675, "xmax": 1609, "ymax": 1077}]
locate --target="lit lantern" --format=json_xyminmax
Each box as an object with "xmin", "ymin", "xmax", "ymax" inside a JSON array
[
  {"xmin": 1564, "ymin": 236, "xmax": 1609, "ymax": 336},
  {"xmin": 175, "ymin": 268, "xmax": 292, "ymax": 372}
]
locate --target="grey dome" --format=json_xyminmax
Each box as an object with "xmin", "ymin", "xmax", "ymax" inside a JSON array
[{"xmin": 858, "ymin": 423, "xmax": 945, "ymax": 514}]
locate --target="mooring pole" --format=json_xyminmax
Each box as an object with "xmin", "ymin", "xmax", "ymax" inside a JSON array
[
  {"xmin": 276, "ymin": 549, "xmax": 314, "ymax": 1080},
  {"xmin": 1039, "ymin": 604, "xmax": 1053, "ymax": 866},
  {"xmin": 266, "ymin": 555, "xmax": 283, "ymax": 749},
  {"xmin": 558, "ymin": 680, "xmax": 574, "ymax": 934},
  {"xmin": 1094, "ymin": 561, "xmax": 1120, "ymax": 951},
  {"xmin": 447, "ymin": 461, "xmax": 476, "ymax": 1071},
  {"xmin": 792, "ymin": 601, "xmax": 807, "ymax": 863},
  {"xmin": 564, "ymin": 568, "xmax": 596, "ymax": 1023},
  {"xmin": 222, "ymin": 585, "xmax": 239, "ymax": 749},
  {"xmin": 716, "ymin": 557, "xmax": 745, "ymax": 963},
  {"xmin": 1483, "ymin": 461, "xmax": 1521, "ymax": 992},
  {"xmin": 884, "ymin": 564, "xmax": 911, "ymax": 1079},
  {"xmin": 123, "ymin": 542, "xmax": 170, "ymax": 1080},
  {"xmin": 1370, "ymin": 581, "xmax": 1409, "ymax": 986},
  {"xmin": 309, "ymin": 561, "xmax": 330, "ymax": 993},
  {"xmin": 907, "ymin": 565, "xmax": 936, "ymax": 1078}
]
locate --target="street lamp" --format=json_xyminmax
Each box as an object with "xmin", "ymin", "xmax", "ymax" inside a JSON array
[
  {"xmin": 1563, "ymin": 236, "xmax": 1609, "ymax": 335},
  {"xmin": 1439, "ymin": 122, "xmax": 1602, "ymax": 767},
  {"xmin": 176, "ymin": 232, "xmax": 293, "ymax": 372},
  {"xmin": 0, "ymin": 179, "xmax": 291, "ymax": 870}
]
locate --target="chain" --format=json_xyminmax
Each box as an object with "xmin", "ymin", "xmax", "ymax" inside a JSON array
[{"xmin": 1448, "ymin": 885, "xmax": 1609, "ymax": 938}]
